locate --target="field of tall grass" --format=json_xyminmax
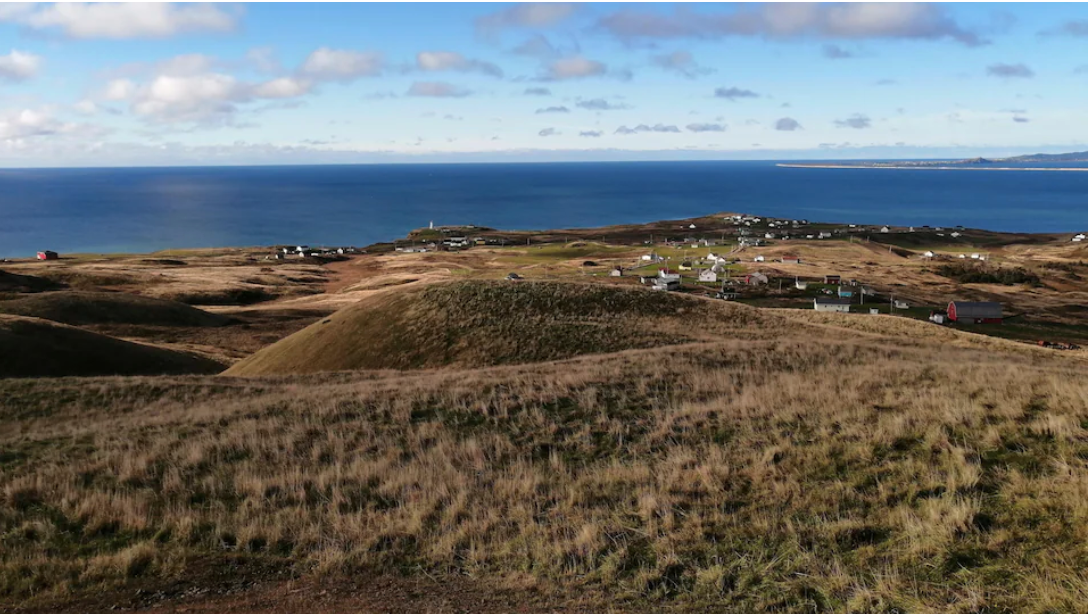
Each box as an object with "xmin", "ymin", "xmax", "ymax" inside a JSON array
[{"xmin": 3, "ymin": 333, "xmax": 1088, "ymax": 611}]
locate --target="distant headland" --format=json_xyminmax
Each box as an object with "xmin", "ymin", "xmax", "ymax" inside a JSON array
[{"xmin": 779, "ymin": 150, "xmax": 1088, "ymax": 171}]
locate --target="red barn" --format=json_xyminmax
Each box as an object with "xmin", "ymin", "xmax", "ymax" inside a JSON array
[
  {"xmin": 947, "ymin": 301, "xmax": 1003, "ymax": 324},
  {"xmin": 36, "ymin": 251, "xmax": 58, "ymax": 261}
]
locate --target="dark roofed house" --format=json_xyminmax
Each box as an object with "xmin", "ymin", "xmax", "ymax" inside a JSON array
[
  {"xmin": 947, "ymin": 301, "xmax": 1003, "ymax": 324},
  {"xmin": 36, "ymin": 251, "xmax": 58, "ymax": 261}
]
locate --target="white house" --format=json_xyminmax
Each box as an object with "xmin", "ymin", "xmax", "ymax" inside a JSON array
[
  {"xmin": 689, "ymin": 223, "xmax": 697, "ymax": 229},
  {"xmin": 747, "ymin": 272, "xmax": 769, "ymax": 285},
  {"xmin": 880, "ymin": 226, "xmax": 890, "ymax": 233},
  {"xmin": 958, "ymin": 254, "xmax": 967, "ymax": 259},
  {"xmin": 814, "ymin": 297, "xmax": 852, "ymax": 313},
  {"xmin": 651, "ymin": 279, "xmax": 680, "ymax": 292},
  {"xmin": 893, "ymin": 300, "xmax": 910, "ymax": 309},
  {"xmin": 610, "ymin": 267, "xmax": 623, "ymax": 277},
  {"xmin": 641, "ymin": 253, "xmax": 661, "ymax": 262},
  {"xmin": 923, "ymin": 250, "xmax": 935, "ymax": 258},
  {"xmin": 970, "ymin": 253, "xmax": 981, "ymax": 260},
  {"xmin": 795, "ymin": 279, "xmax": 808, "ymax": 290},
  {"xmin": 754, "ymin": 255, "xmax": 765, "ymax": 262},
  {"xmin": 1073, "ymin": 233, "xmax": 1086, "ymax": 242},
  {"xmin": 818, "ymin": 231, "xmax": 832, "ymax": 239},
  {"xmin": 951, "ymin": 232, "xmax": 962, "ymax": 238},
  {"xmin": 698, "ymin": 269, "xmax": 718, "ymax": 283},
  {"xmin": 765, "ymin": 232, "xmax": 776, "ymax": 239},
  {"xmin": 658, "ymin": 269, "xmax": 681, "ymax": 282}
]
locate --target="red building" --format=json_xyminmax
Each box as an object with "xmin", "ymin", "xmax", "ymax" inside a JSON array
[
  {"xmin": 947, "ymin": 301, "xmax": 1003, "ymax": 324},
  {"xmin": 36, "ymin": 251, "xmax": 58, "ymax": 261}
]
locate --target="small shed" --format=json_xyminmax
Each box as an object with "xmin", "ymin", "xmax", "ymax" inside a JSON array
[
  {"xmin": 652, "ymin": 279, "xmax": 680, "ymax": 292},
  {"xmin": 610, "ymin": 267, "xmax": 623, "ymax": 277},
  {"xmin": 947, "ymin": 301, "xmax": 1002, "ymax": 324},
  {"xmin": 795, "ymin": 279, "xmax": 808, "ymax": 290},
  {"xmin": 36, "ymin": 250, "xmax": 58, "ymax": 261},
  {"xmin": 893, "ymin": 299, "xmax": 910, "ymax": 309},
  {"xmin": 824, "ymin": 274, "xmax": 841, "ymax": 284},
  {"xmin": 870, "ymin": 308, "xmax": 880, "ymax": 315},
  {"xmin": 814, "ymin": 297, "xmax": 851, "ymax": 313}
]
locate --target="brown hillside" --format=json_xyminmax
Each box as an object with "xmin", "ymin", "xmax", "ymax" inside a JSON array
[
  {"xmin": 0, "ymin": 291, "xmax": 230, "ymax": 327},
  {"xmin": 0, "ymin": 315, "xmax": 224, "ymax": 377},
  {"xmin": 225, "ymin": 280, "xmax": 791, "ymax": 375}
]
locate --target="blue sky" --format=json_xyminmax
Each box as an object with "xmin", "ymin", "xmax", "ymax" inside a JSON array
[{"xmin": 3, "ymin": 2, "xmax": 1088, "ymax": 166}]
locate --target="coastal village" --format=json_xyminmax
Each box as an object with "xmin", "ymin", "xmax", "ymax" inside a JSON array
[{"xmin": 14, "ymin": 211, "xmax": 1088, "ymax": 353}]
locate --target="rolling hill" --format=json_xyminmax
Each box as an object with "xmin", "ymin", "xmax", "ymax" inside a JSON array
[
  {"xmin": 225, "ymin": 280, "xmax": 790, "ymax": 375},
  {"xmin": 0, "ymin": 315, "xmax": 224, "ymax": 377},
  {"xmin": 0, "ymin": 291, "xmax": 230, "ymax": 327}
]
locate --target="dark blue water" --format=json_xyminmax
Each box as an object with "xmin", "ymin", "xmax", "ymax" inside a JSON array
[{"xmin": 2, "ymin": 161, "xmax": 1087, "ymax": 258}]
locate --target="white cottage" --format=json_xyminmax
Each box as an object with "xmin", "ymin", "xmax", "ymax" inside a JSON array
[{"xmin": 814, "ymin": 297, "xmax": 852, "ymax": 313}]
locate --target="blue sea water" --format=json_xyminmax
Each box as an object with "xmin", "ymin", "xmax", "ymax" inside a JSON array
[{"xmin": 2, "ymin": 161, "xmax": 1087, "ymax": 258}]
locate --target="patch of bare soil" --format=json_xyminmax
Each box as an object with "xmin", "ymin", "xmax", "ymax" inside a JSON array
[{"xmin": 10, "ymin": 565, "xmax": 611, "ymax": 614}]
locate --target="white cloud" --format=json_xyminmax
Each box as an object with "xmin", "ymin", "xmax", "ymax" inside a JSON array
[
  {"xmin": 0, "ymin": 50, "xmax": 42, "ymax": 82},
  {"xmin": 476, "ymin": 3, "xmax": 578, "ymax": 34},
  {"xmin": 835, "ymin": 113, "xmax": 872, "ymax": 129},
  {"xmin": 102, "ymin": 57, "xmax": 318, "ymax": 125},
  {"xmin": 615, "ymin": 124, "xmax": 681, "ymax": 134},
  {"xmin": 252, "ymin": 77, "xmax": 312, "ymax": 99},
  {"xmin": 11, "ymin": 3, "xmax": 239, "ymax": 39},
  {"xmin": 0, "ymin": 108, "xmax": 102, "ymax": 143},
  {"xmin": 545, "ymin": 56, "xmax": 607, "ymax": 80},
  {"xmin": 597, "ymin": 3, "xmax": 984, "ymax": 46},
  {"xmin": 103, "ymin": 79, "xmax": 138, "ymax": 101},
  {"xmin": 246, "ymin": 47, "xmax": 282, "ymax": 75},
  {"xmin": 686, "ymin": 123, "xmax": 726, "ymax": 132},
  {"xmin": 155, "ymin": 53, "xmax": 218, "ymax": 77},
  {"xmin": 775, "ymin": 117, "xmax": 803, "ymax": 131},
  {"xmin": 299, "ymin": 48, "xmax": 384, "ymax": 81},
  {"xmin": 407, "ymin": 81, "xmax": 471, "ymax": 98},
  {"xmin": 416, "ymin": 51, "xmax": 503, "ymax": 78},
  {"xmin": 576, "ymin": 99, "xmax": 629, "ymax": 111},
  {"xmin": 650, "ymin": 50, "xmax": 713, "ymax": 78},
  {"xmin": 714, "ymin": 86, "xmax": 760, "ymax": 101}
]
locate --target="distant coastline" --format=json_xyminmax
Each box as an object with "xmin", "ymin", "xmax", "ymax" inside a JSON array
[{"xmin": 778, "ymin": 163, "xmax": 1088, "ymax": 172}]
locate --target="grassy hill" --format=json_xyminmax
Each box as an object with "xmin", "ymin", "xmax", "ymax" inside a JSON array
[
  {"xmin": 0, "ymin": 315, "xmax": 224, "ymax": 377},
  {"xmin": 226, "ymin": 280, "xmax": 786, "ymax": 375},
  {"xmin": 0, "ymin": 291, "xmax": 230, "ymax": 327},
  {"xmin": 3, "ymin": 331, "xmax": 1088, "ymax": 611}
]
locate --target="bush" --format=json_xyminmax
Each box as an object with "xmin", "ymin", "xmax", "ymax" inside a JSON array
[{"xmin": 934, "ymin": 262, "xmax": 1039, "ymax": 285}]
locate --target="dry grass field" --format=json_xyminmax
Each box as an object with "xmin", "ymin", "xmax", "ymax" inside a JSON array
[
  {"xmin": 3, "ymin": 214, "xmax": 1088, "ymax": 611},
  {"xmin": 3, "ymin": 325, "xmax": 1088, "ymax": 611}
]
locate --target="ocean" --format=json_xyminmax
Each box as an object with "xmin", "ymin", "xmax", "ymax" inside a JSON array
[{"xmin": 2, "ymin": 161, "xmax": 1087, "ymax": 258}]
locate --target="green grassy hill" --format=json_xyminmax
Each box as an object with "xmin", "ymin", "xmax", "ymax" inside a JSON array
[
  {"xmin": 0, "ymin": 315, "xmax": 224, "ymax": 377},
  {"xmin": 225, "ymin": 280, "xmax": 783, "ymax": 375},
  {"xmin": 0, "ymin": 291, "xmax": 229, "ymax": 327}
]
